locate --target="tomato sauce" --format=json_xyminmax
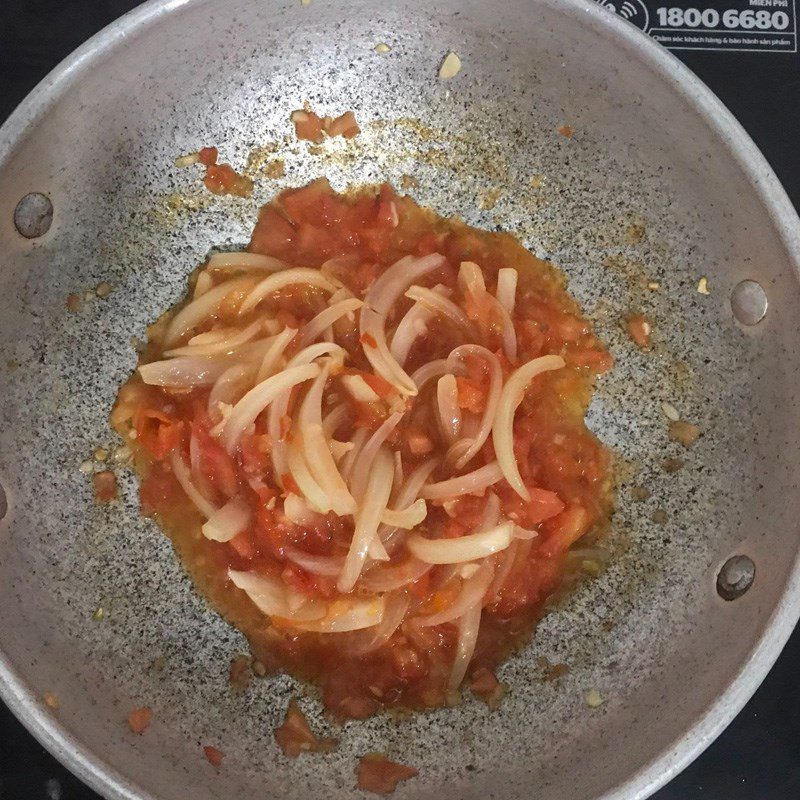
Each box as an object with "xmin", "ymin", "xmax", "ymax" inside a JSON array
[{"xmin": 112, "ymin": 179, "xmax": 612, "ymax": 718}]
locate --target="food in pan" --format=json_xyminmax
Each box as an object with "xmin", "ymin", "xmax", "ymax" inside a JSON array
[{"xmin": 112, "ymin": 178, "xmax": 612, "ymax": 718}]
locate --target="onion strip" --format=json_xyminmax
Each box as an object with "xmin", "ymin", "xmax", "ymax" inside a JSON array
[
  {"xmin": 416, "ymin": 561, "xmax": 494, "ymax": 627},
  {"xmin": 492, "ymin": 355, "xmax": 565, "ymax": 499},
  {"xmin": 296, "ymin": 298, "xmax": 363, "ymax": 349},
  {"xmin": 407, "ymin": 521, "xmax": 514, "ymax": 564},
  {"xmin": 222, "ymin": 363, "xmax": 320, "ymax": 453},
  {"xmin": 238, "ymin": 268, "xmax": 340, "ymax": 316},
  {"xmin": 496, "ymin": 268, "xmax": 518, "ymax": 315},
  {"xmin": 201, "ymin": 495, "xmax": 251, "ymax": 542},
  {"xmin": 164, "ymin": 276, "xmax": 254, "ymax": 346},
  {"xmin": 446, "ymin": 345, "xmax": 503, "ymax": 469},
  {"xmin": 338, "ymin": 447, "xmax": 394, "ymax": 592},
  {"xmin": 420, "ymin": 461, "xmax": 504, "ymax": 501},
  {"xmin": 170, "ymin": 450, "xmax": 217, "ymax": 519},
  {"xmin": 207, "ymin": 252, "xmax": 287, "ymax": 271}
]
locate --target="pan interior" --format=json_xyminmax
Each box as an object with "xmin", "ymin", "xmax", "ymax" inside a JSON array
[{"xmin": 0, "ymin": 1, "xmax": 798, "ymax": 799}]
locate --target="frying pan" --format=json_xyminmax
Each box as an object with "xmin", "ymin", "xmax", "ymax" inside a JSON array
[{"xmin": 1, "ymin": 1, "xmax": 799, "ymax": 798}]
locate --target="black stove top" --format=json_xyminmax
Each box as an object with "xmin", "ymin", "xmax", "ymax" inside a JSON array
[{"xmin": 0, "ymin": 2, "xmax": 798, "ymax": 798}]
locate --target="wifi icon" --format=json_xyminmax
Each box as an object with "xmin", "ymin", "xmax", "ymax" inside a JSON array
[{"xmin": 593, "ymin": 0, "xmax": 650, "ymax": 32}]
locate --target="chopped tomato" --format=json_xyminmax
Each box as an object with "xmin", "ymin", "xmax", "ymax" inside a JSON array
[
  {"xmin": 539, "ymin": 504, "xmax": 590, "ymax": 557},
  {"xmin": 203, "ymin": 163, "xmax": 253, "ymax": 198},
  {"xmin": 455, "ymin": 376, "xmax": 486, "ymax": 414},
  {"xmin": 229, "ymin": 531, "xmax": 257, "ymax": 561},
  {"xmin": 92, "ymin": 471, "xmax": 117, "ymax": 504},
  {"xmin": 356, "ymin": 753, "xmax": 418, "ymax": 796},
  {"xmin": 203, "ymin": 745, "xmax": 224, "ymax": 767},
  {"xmin": 470, "ymin": 667, "xmax": 506, "ymax": 709},
  {"xmin": 133, "ymin": 408, "xmax": 183, "ymax": 460},
  {"xmin": 197, "ymin": 146, "xmax": 218, "ymax": 166},
  {"xmin": 360, "ymin": 332, "xmax": 378, "ymax": 349},
  {"xmin": 500, "ymin": 485, "xmax": 565, "ymax": 527},
  {"xmin": 192, "ymin": 423, "xmax": 239, "ymax": 499},
  {"xmin": 127, "ymin": 707, "xmax": 152, "ymax": 734},
  {"xmin": 626, "ymin": 313, "xmax": 652, "ymax": 349},
  {"xmin": 274, "ymin": 698, "xmax": 337, "ymax": 758},
  {"xmin": 360, "ymin": 371, "xmax": 396, "ymax": 400}
]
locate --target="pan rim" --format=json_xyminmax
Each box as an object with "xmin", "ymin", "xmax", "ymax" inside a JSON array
[{"xmin": 0, "ymin": 1, "xmax": 798, "ymax": 798}]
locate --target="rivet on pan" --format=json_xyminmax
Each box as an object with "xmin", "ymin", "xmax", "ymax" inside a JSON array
[
  {"xmin": 716, "ymin": 555, "xmax": 755, "ymax": 601},
  {"xmin": 730, "ymin": 280, "xmax": 767, "ymax": 326},
  {"xmin": 13, "ymin": 192, "xmax": 53, "ymax": 239},
  {"xmin": 0, "ymin": 481, "xmax": 7, "ymax": 520}
]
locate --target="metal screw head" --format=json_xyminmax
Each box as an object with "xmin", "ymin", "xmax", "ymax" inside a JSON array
[
  {"xmin": 13, "ymin": 192, "xmax": 53, "ymax": 239},
  {"xmin": 730, "ymin": 279, "xmax": 767, "ymax": 326},
  {"xmin": 717, "ymin": 554, "xmax": 755, "ymax": 601}
]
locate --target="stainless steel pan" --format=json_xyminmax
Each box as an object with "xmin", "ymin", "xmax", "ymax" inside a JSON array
[{"xmin": 1, "ymin": 1, "xmax": 799, "ymax": 798}]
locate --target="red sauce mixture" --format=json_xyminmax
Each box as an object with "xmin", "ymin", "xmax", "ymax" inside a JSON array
[{"xmin": 112, "ymin": 180, "xmax": 612, "ymax": 719}]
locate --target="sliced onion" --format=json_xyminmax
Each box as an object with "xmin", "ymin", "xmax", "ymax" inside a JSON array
[
  {"xmin": 405, "ymin": 285, "xmax": 474, "ymax": 335},
  {"xmin": 496, "ymin": 268, "xmax": 518, "ymax": 316},
  {"xmin": 139, "ymin": 357, "xmax": 230, "ymax": 388},
  {"xmin": 489, "ymin": 539, "xmax": 519, "ymax": 600},
  {"xmin": 202, "ymin": 495, "xmax": 251, "ymax": 542},
  {"xmin": 378, "ymin": 458, "xmax": 440, "ymax": 553},
  {"xmin": 256, "ymin": 327, "xmax": 297, "ymax": 383},
  {"xmin": 420, "ymin": 461, "xmax": 504, "ymax": 501},
  {"xmin": 352, "ymin": 592, "xmax": 410, "ymax": 655},
  {"xmin": 283, "ymin": 547, "xmax": 345, "ymax": 577},
  {"xmin": 408, "ymin": 359, "xmax": 446, "ymax": 391},
  {"xmin": 286, "ymin": 342, "xmax": 347, "ymax": 368},
  {"xmin": 360, "ymin": 254, "xmax": 446, "ymax": 396},
  {"xmin": 407, "ymin": 521, "xmax": 514, "ymax": 564},
  {"xmin": 268, "ymin": 390, "xmax": 292, "ymax": 486},
  {"xmin": 416, "ymin": 561, "xmax": 494, "ymax": 627},
  {"xmin": 339, "ymin": 427, "xmax": 369, "ymax": 483},
  {"xmin": 513, "ymin": 525, "xmax": 540, "ymax": 540},
  {"xmin": 238, "ymin": 268, "xmax": 340, "ymax": 316},
  {"xmin": 381, "ymin": 499, "xmax": 427, "ymax": 529},
  {"xmin": 222, "ymin": 363, "xmax": 320, "ymax": 453},
  {"xmin": 207, "ymin": 364, "xmax": 253, "ymax": 416},
  {"xmin": 389, "ymin": 289, "xmax": 439, "ymax": 366},
  {"xmin": 458, "ymin": 261, "xmax": 486, "ymax": 295},
  {"xmin": 193, "ymin": 271, "xmax": 213, "ymax": 298},
  {"xmin": 478, "ymin": 492, "xmax": 502, "ymax": 531},
  {"xmin": 360, "ymin": 558, "xmax": 432, "ymax": 592},
  {"xmin": 446, "ymin": 345, "xmax": 503, "ymax": 469},
  {"xmin": 207, "ymin": 252, "xmax": 287, "ymax": 271},
  {"xmin": 364, "ymin": 253, "xmax": 445, "ymax": 316},
  {"xmin": 228, "ymin": 569, "xmax": 326, "ymax": 621},
  {"xmin": 297, "ymin": 363, "xmax": 356, "ymax": 516},
  {"xmin": 489, "ymin": 292, "xmax": 518, "ymax": 362},
  {"xmin": 492, "ymin": 354, "xmax": 565, "ymax": 499},
  {"xmin": 340, "ymin": 374, "xmax": 380, "ymax": 403},
  {"xmin": 170, "ymin": 450, "xmax": 217, "ymax": 519},
  {"xmin": 283, "ymin": 493, "xmax": 322, "ymax": 526},
  {"xmin": 436, "ymin": 374, "xmax": 461, "ymax": 444},
  {"xmin": 360, "ymin": 306, "xmax": 418, "ymax": 396},
  {"xmin": 338, "ymin": 447, "xmax": 394, "ymax": 593},
  {"xmin": 329, "ymin": 440, "xmax": 354, "ymax": 461},
  {"xmin": 286, "ymin": 438, "xmax": 333, "ymax": 513},
  {"xmin": 290, "ymin": 596, "xmax": 386, "ymax": 633},
  {"xmin": 164, "ymin": 276, "xmax": 255, "ymax": 345},
  {"xmin": 449, "ymin": 603, "xmax": 482, "ymax": 692},
  {"xmin": 164, "ymin": 318, "xmax": 262, "ymax": 357},
  {"xmin": 349, "ymin": 412, "xmax": 403, "ymax": 502},
  {"xmin": 392, "ymin": 451, "xmax": 404, "ymax": 493},
  {"xmin": 295, "ymin": 298, "xmax": 363, "ymax": 349},
  {"xmin": 322, "ymin": 403, "xmax": 350, "ymax": 439}
]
